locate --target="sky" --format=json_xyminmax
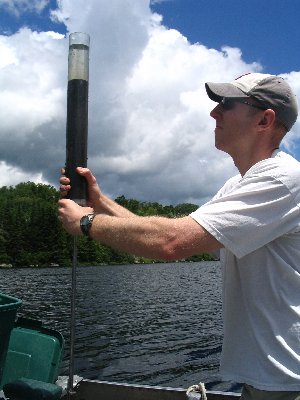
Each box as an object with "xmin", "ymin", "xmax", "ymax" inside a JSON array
[{"xmin": 0, "ymin": 0, "xmax": 300, "ymax": 205}]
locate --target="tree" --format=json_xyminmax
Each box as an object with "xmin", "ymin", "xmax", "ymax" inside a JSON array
[{"xmin": 0, "ymin": 183, "xmax": 211, "ymax": 267}]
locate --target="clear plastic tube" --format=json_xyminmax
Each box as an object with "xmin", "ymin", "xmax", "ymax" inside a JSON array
[{"xmin": 65, "ymin": 32, "xmax": 90, "ymax": 206}]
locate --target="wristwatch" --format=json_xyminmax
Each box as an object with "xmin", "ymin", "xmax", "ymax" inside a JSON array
[{"xmin": 80, "ymin": 213, "xmax": 95, "ymax": 237}]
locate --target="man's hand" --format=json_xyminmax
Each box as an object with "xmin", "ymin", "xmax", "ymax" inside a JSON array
[
  {"xmin": 58, "ymin": 198, "xmax": 93, "ymax": 236},
  {"xmin": 60, "ymin": 167, "xmax": 102, "ymax": 212},
  {"xmin": 59, "ymin": 166, "xmax": 135, "ymax": 219}
]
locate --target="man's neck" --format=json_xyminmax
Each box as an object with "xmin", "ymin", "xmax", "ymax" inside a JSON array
[{"xmin": 233, "ymin": 147, "xmax": 279, "ymax": 176}]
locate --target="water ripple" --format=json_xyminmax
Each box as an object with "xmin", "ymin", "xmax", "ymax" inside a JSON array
[{"xmin": 0, "ymin": 262, "xmax": 231, "ymax": 390}]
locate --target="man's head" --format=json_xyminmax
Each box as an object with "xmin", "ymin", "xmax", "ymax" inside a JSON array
[{"xmin": 205, "ymin": 73, "xmax": 298, "ymax": 132}]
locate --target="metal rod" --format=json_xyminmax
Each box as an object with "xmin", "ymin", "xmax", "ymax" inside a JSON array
[{"xmin": 68, "ymin": 236, "xmax": 78, "ymax": 398}]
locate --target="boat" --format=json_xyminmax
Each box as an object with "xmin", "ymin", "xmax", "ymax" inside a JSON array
[
  {"xmin": 64, "ymin": 378, "xmax": 240, "ymax": 399},
  {"xmin": 0, "ymin": 292, "xmax": 240, "ymax": 400}
]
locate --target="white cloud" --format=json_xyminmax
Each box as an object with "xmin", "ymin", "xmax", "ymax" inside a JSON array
[
  {"xmin": 0, "ymin": 0, "xmax": 49, "ymax": 16},
  {"xmin": 0, "ymin": 161, "xmax": 49, "ymax": 187},
  {"xmin": 0, "ymin": 28, "xmax": 66, "ymax": 179},
  {"xmin": 280, "ymin": 71, "xmax": 300, "ymax": 155},
  {"xmin": 0, "ymin": 0, "xmax": 299, "ymax": 205}
]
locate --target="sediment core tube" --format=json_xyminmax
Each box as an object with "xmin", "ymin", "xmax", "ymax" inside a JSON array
[{"xmin": 65, "ymin": 32, "xmax": 90, "ymax": 206}]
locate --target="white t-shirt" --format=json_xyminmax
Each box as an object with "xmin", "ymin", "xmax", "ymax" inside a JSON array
[{"xmin": 190, "ymin": 150, "xmax": 300, "ymax": 391}]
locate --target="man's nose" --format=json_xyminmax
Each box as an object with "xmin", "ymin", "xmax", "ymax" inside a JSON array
[{"xmin": 210, "ymin": 104, "xmax": 221, "ymax": 119}]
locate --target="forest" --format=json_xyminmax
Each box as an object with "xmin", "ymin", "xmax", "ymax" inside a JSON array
[{"xmin": 0, "ymin": 182, "xmax": 213, "ymax": 268}]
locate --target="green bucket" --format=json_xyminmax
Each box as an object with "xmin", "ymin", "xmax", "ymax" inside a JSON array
[{"xmin": 0, "ymin": 293, "xmax": 22, "ymax": 386}]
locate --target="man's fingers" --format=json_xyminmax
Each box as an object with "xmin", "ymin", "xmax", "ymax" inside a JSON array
[
  {"xmin": 76, "ymin": 167, "xmax": 97, "ymax": 184},
  {"xmin": 62, "ymin": 167, "xmax": 96, "ymax": 186},
  {"xmin": 60, "ymin": 176, "xmax": 70, "ymax": 185}
]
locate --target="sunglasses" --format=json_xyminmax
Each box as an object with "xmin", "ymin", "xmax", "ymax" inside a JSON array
[{"xmin": 220, "ymin": 97, "xmax": 267, "ymax": 111}]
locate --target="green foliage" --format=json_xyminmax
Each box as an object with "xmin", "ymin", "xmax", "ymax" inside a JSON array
[
  {"xmin": 0, "ymin": 182, "xmax": 212, "ymax": 268},
  {"xmin": 115, "ymin": 196, "xmax": 199, "ymax": 217}
]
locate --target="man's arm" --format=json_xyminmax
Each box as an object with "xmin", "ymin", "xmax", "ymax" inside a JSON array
[
  {"xmin": 58, "ymin": 197, "xmax": 223, "ymax": 261},
  {"xmin": 89, "ymin": 214, "xmax": 223, "ymax": 261}
]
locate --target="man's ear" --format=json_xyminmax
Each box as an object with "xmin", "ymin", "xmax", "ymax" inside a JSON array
[{"xmin": 258, "ymin": 109, "xmax": 276, "ymax": 130}]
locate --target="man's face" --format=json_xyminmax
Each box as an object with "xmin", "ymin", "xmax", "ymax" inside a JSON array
[{"xmin": 210, "ymin": 99, "xmax": 259, "ymax": 157}]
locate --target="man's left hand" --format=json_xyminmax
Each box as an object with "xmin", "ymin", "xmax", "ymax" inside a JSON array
[{"xmin": 58, "ymin": 198, "xmax": 93, "ymax": 236}]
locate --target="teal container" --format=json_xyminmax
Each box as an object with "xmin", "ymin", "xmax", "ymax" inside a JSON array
[
  {"xmin": 1, "ymin": 318, "xmax": 64, "ymax": 388},
  {"xmin": 0, "ymin": 293, "xmax": 22, "ymax": 386}
]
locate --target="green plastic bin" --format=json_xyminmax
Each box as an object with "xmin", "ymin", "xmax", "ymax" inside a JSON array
[
  {"xmin": 0, "ymin": 293, "xmax": 22, "ymax": 386},
  {"xmin": 1, "ymin": 318, "xmax": 64, "ymax": 388}
]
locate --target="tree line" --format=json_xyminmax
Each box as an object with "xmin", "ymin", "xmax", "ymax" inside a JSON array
[{"xmin": 0, "ymin": 182, "xmax": 213, "ymax": 268}]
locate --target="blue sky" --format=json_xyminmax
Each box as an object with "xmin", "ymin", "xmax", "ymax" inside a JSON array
[
  {"xmin": 0, "ymin": 0, "xmax": 65, "ymax": 35},
  {"xmin": 151, "ymin": 0, "xmax": 300, "ymax": 76},
  {"xmin": 0, "ymin": 0, "xmax": 299, "ymax": 204},
  {"xmin": 2, "ymin": 0, "xmax": 299, "ymax": 75}
]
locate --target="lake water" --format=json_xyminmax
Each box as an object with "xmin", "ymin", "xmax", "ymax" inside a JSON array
[{"xmin": 0, "ymin": 262, "xmax": 240, "ymax": 392}]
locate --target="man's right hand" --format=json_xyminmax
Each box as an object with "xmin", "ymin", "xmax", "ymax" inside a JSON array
[
  {"xmin": 60, "ymin": 167, "xmax": 102, "ymax": 213},
  {"xmin": 59, "ymin": 167, "xmax": 135, "ymax": 218}
]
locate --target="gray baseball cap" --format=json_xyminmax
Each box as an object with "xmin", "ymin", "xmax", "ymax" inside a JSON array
[{"xmin": 205, "ymin": 73, "xmax": 298, "ymax": 131}]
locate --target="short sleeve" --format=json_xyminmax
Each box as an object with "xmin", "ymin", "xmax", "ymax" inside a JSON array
[{"xmin": 190, "ymin": 175, "xmax": 300, "ymax": 258}]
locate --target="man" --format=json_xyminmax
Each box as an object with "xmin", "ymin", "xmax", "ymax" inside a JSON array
[{"xmin": 59, "ymin": 73, "xmax": 300, "ymax": 399}]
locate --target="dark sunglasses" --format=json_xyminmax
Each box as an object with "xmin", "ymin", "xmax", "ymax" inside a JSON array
[{"xmin": 220, "ymin": 97, "xmax": 267, "ymax": 111}]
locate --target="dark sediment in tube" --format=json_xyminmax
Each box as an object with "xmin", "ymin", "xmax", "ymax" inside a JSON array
[{"xmin": 65, "ymin": 33, "xmax": 90, "ymax": 206}]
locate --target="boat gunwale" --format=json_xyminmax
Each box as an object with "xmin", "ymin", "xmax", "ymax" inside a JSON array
[{"xmin": 71, "ymin": 378, "xmax": 241, "ymax": 399}]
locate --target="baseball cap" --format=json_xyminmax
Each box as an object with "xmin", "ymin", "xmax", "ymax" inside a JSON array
[{"xmin": 205, "ymin": 73, "xmax": 298, "ymax": 131}]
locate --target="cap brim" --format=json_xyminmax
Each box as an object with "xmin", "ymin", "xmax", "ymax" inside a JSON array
[{"xmin": 205, "ymin": 82, "xmax": 248, "ymax": 102}]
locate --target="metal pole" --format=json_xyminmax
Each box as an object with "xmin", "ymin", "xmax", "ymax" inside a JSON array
[
  {"xmin": 65, "ymin": 32, "xmax": 90, "ymax": 399},
  {"xmin": 68, "ymin": 236, "xmax": 78, "ymax": 397}
]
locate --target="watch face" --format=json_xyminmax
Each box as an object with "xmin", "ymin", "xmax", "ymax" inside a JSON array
[
  {"xmin": 80, "ymin": 214, "xmax": 94, "ymax": 236},
  {"xmin": 82, "ymin": 216, "xmax": 90, "ymax": 226}
]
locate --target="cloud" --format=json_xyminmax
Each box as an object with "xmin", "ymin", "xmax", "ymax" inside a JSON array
[
  {"xmin": 0, "ymin": 161, "xmax": 49, "ymax": 187},
  {"xmin": 0, "ymin": 0, "xmax": 49, "ymax": 16},
  {"xmin": 0, "ymin": 0, "xmax": 299, "ymax": 205},
  {"xmin": 280, "ymin": 71, "xmax": 300, "ymax": 154},
  {"xmin": 0, "ymin": 28, "xmax": 66, "ymax": 185}
]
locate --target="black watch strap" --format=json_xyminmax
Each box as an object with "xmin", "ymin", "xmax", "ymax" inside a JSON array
[{"xmin": 80, "ymin": 213, "xmax": 95, "ymax": 237}]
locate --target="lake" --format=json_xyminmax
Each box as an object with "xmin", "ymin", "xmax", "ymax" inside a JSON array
[{"xmin": 0, "ymin": 261, "xmax": 240, "ymax": 392}]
